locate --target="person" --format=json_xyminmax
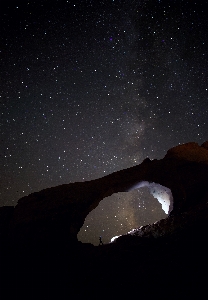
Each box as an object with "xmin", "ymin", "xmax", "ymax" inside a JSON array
[{"xmin": 99, "ymin": 236, "xmax": 103, "ymax": 245}]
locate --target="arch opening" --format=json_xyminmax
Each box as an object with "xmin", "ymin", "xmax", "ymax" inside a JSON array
[{"xmin": 77, "ymin": 182, "xmax": 173, "ymax": 246}]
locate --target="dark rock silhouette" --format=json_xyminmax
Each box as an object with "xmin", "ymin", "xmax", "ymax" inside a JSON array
[
  {"xmin": 99, "ymin": 236, "xmax": 103, "ymax": 245},
  {"xmin": 1, "ymin": 141, "xmax": 208, "ymax": 298}
]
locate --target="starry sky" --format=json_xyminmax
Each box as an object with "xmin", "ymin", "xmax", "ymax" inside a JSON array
[{"xmin": 1, "ymin": 0, "xmax": 208, "ymax": 244}]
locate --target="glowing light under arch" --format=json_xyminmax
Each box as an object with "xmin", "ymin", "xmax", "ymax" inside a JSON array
[{"xmin": 128, "ymin": 181, "xmax": 173, "ymax": 215}]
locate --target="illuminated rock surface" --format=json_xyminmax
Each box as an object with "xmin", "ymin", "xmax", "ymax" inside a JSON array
[{"xmin": 0, "ymin": 141, "xmax": 208, "ymax": 297}]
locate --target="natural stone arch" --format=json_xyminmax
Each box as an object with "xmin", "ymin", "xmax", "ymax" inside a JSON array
[{"xmin": 6, "ymin": 142, "xmax": 208, "ymax": 252}]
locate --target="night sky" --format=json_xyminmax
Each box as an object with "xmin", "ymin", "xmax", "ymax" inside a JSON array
[{"xmin": 1, "ymin": 1, "xmax": 208, "ymax": 245}]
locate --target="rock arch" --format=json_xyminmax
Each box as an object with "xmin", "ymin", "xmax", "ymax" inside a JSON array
[{"xmin": 4, "ymin": 141, "xmax": 208, "ymax": 252}]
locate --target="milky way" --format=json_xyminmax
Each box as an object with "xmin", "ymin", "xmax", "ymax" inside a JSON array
[{"xmin": 1, "ymin": 1, "xmax": 208, "ymax": 243}]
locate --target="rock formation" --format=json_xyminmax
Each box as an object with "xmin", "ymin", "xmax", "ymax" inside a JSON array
[{"xmin": 0, "ymin": 141, "xmax": 208, "ymax": 297}]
